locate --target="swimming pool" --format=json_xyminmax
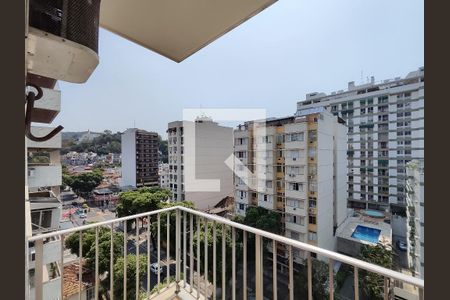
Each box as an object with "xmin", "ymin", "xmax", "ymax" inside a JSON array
[
  {"xmin": 364, "ymin": 210, "xmax": 385, "ymax": 218},
  {"xmin": 351, "ymin": 225, "xmax": 381, "ymax": 243}
]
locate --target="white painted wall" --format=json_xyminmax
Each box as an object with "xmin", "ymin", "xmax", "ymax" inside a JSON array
[{"xmin": 121, "ymin": 129, "xmax": 137, "ymax": 187}]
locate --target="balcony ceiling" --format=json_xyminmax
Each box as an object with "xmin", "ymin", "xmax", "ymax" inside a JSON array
[{"xmin": 99, "ymin": 0, "xmax": 277, "ymax": 62}]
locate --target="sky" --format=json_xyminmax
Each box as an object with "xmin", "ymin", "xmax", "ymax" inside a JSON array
[{"xmin": 55, "ymin": 0, "xmax": 424, "ymax": 137}]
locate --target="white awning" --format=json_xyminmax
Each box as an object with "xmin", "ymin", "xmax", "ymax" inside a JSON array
[{"xmin": 99, "ymin": 0, "xmax": 277, "ymax": 62}]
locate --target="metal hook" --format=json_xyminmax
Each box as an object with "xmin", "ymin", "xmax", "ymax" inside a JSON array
[{"xmin": 25, "ymin": 83, "xmax": 64, "ymax": 142}]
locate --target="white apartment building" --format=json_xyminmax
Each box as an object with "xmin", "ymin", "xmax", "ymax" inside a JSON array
[
  {"xmin": 233, "ymin": 111, "xmax": 347, "ymax": 259},
  {"xmin": 121, "ymin": 128, "xmax": 159, "ymax": 188},
  {"xmin": 406, "ymin": 160, "xmax": 424, "ymax": 279},
  {"xmin": 158, "ymin": 163, "xmax": 170, "ymax": 189},
  {"xmin": 296, "ymin": 67, "xmax": 424, "ymax": 213},
  {"xmin": 26, "ymin": 87, "xmax": 63, "ymax": 300},
  {"xmin": 167, "ymin": 117, "xmax": 234, "ymax": 210}
]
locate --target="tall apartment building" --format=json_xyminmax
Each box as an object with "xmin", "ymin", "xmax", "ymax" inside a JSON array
[
  {"xmin": 406, "ymin": 160, "xmax": 424, "ymax": 279},
  {"xmin": 233, "ymin": 111, "xmax": 347, "ymax": 258},
  {"xmin": 167, "ymin": 117, "xmax": 234, "ymax": 210},
  {"xmin": 121, "ymin": 128, "xmax": 160, "ymax": 188},
  {"xmin": 26, "ymin": 87, "xmax": 63, "ymax": 300},
  {"xmin": 296, "ymin": 67, "xmax": 424, "ymax": 213}
]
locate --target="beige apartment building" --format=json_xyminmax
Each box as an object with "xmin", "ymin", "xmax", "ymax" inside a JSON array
[{"xmin": 233, "ymin": 110, "xmax": 348, "ymax": 259}]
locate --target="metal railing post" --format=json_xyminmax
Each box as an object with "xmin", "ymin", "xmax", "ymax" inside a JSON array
[
  {"xmin": 307, "ymin": 252, "xmax": 312, "ymax": 300},
  {"xmin": 175, "ymin": 209, "xmax": 181, "ymax": 294},
  {"xmin": 255, "ymin": 234, "xmax": 263, "ymax": 300},
  {"xmin": 243, "ymin": 230, "xmax": 247, "ymax": 300},
  {"xmin": 289, "ymin": 245, "xmax": 294, "ymax": 300},
  {"xmin": 110, "ymin": 223, "xmax": 115, "ymax": 300},
  {"xmin": 272, "ymin": 240, "xmax": 277, "ymax": 300},
  {"xmin": 329, "ymin": 258, "xmax": 334, "ymax": 300},
  {"xmin": 35, "ymin": 238, "xmax": 43, "ymax": 300},
  {"xmin": 354, "ymin": 266, "xmax": 359, "ymax": 300}
]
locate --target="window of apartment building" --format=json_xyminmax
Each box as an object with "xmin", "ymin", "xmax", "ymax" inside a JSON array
[
  {"xmin": 405, "ymin": 149, "xmax": 412, "ymax": 155},
  {"xmin": 348, "ymin": 126, "xmax": 353, "ymax": 133},
  {"xmin": 308, "ymin": 148, "xmax": 316, "ymax": 161},
  {"xmin": 288, "ymin": 150, "xmax": 301, "ymax": 160},
  {"xmin": 288, "ymin": 215, "xmax": 305, "ymax": 225},
  {"xmin": 309, "ymin": 215, "xmax": 317, "ymax": 225},
  {"xmin": 360, "ymin": 99, "xmax": 366, "ymax": 106},
  {"xmin": 308, "ymin": 231, "xmax": 317, "ymax": 241},
  {"xmin": 404, "ymin": 131, "xmax": 411, "ymax": 136},
  {"xmin": 288, "ymin": 182, "xmax": 303, "ymax": 191},
  {"xmin": 378, "ymin": 115, "xmax": 388, "ymax": 122},
  {"xmin": 397, "ymin": 103, "xmax": 404, "ymax": 108},
  {"xmin": 276, "ymin": 134, "xmax": 284, "ymax": 144},
  {"xmin": 277, "ymin": 165, "xmax": 285, "ymax": 172},
  {"xmin": 331, "ymin": 105, "xmax": 337, "ymax": 112},
  {"xmin": 276, "ymin": 150, "xmax": 283, "ymax": 158},
  {"xmin": 368, "ymin": 98, "xmax": 373, "ymax": 105},
  {"xmin": 31, "ymin": 210, "xmax": 52, "ymax": 230},
  {"xmin": 308, "ymin": 130, "xmax": 317, "ymax": 142},
  {"xmin": 287, "ymin": 132, "xmax": 304, "ymax": 142},
  {"xmin": 239, "ymin": 191, "xmax": 247, "ymax": 198},
  {"xmin": 286, "ymin": 198, "xmax": 304, "ymax": 209},
  {"xmin": 238, "ymin": 203, "xmax": 245, "ymax": 210},
  {"xmin": 368, "ymin": 107, "xmax": 374, "ymax": 113},
  {"xmin": 237, "ymin": 151, "xmax": 247, "ymax": 158},
  {"xmin": 260, "ymin": 135, "xmax": 272, "ymax": 143},
  {"xmin": 397, "ymin": 150, "xmax": 404, "ymax": 155},
  {"xmin": 309, "ymin": 198, "xmax": 317, "ymax": 208},
  {"xmin": 360, "ymin": 108, "xmax": 366, "ymax": 115},
  {"xmin": 378, "ymin": 95, "xmax": 388, "ymax": 103},
  {"xmin": 309, "ymin": 182, "xmax": 317, "ymax": 192},
  {"xmin": 378, "ymin": 105, "xmax": 388, "ymax": 112},
  {"xmin": 287, "ymin": 165, "xmax": 304, "ymax": 176}
]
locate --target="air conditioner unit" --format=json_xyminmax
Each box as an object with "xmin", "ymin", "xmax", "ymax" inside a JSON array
[
  {"xmin": 293, "ymin": 158, "xmax": 297, "ymax": 161},
  {"xmin": 27, "ymin": 0, "xmax": 101, "ymax": 83}
]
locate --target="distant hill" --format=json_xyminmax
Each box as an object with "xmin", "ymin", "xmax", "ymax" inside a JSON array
[{"xmin": 62, "ymin": 131, "xmax": 103, "ymax": 141}]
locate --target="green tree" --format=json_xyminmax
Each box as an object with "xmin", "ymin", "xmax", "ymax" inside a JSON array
[
  {"xmin": 65, "ymin": 228, "xmax": 124, "ymax": 275},
  {"xmin": 235, "ymin": 206, "xmax": 282, "ymax": 234},
  {"xmin": 65, "ymin": 170, "xmax": 103, "ymax": 197},
  {"xmin": 113, "ymin": 255, "xmax": 148, "ymax": 299},
  {"xmin": 359, "ymin": 244, "xmax": 394, "ymax": 299}
]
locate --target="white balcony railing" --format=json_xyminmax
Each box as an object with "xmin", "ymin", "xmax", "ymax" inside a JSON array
[{"xmin": 27, "ymin": 206, "xmax": 424, "ymax": 300}]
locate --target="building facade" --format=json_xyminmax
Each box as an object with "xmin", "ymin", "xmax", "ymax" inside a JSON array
[
  {"xmin": 406, "ymin": 160, "xmax": 424, "ymax": 279},
  {"xmin": 233, "ymin": 111, "xmax": 347, "ymax": 258},
  {"xmin": 167, "ymin": 118, "xmax": 234, "ymax": 210},
  {"xmin": 296, "ymin": 67, "xmax": 424, "ymax": 213},
  {"xmin": 26, "ymin": 87, "xmax": 64, "ymax": 300},
  {"xmin": 121, "ymin": 128, "xmax": 159, "ymax": 188}
]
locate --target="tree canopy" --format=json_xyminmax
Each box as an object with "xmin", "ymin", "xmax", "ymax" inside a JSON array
[
  {"xmin": 65, "ymin": 227, "xmax": 124, "ymax": 276},
  {"xmin": 116, "ymin": 187, "xmax": 172, "ymax": 218},
  {"xmin": 63, "ymin": 168, "xmax": 104, "ymax": 196},
  {"xmin": 359, "ymin": 244, "xmax": 394, "ymax": 299},
  {"xmin": 234, "ymin": 206, "xmax": 282, "ymax": 234}
]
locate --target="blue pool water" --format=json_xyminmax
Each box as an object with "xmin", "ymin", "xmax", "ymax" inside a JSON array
[
  {"xmin": 351, "ymin": 225, "xmax": 381, "ymax": 243},
  {"xmin": 364, "ymin": 210, "xmax": 385, "ymax": 218}
]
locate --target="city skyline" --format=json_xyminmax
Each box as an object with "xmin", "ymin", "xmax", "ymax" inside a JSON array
[{"xmin": 54, "ymin": 0, "xmax": 423, "ymax": 137}]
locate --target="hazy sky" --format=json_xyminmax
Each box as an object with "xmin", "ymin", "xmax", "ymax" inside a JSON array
[{"xmin": 55, "ymin": 0, "xmax": 424, "ymax": 137}]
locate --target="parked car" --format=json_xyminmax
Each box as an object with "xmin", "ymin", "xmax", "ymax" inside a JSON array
[
  {"xmin": 79, "ymin": 213, "xmax": 87, "ymax": 219},
  {"xmin": 150, "ymin": 263, "xmax": 163, "ymax": 274},
  {"xmin": 396, "ymin": 240, "xmax": 407, "ymax": 251}
]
